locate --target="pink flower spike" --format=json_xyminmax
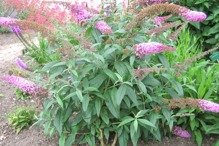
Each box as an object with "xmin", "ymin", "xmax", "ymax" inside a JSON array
[
  {"xmin": 15, "ymin": 58, "xmax": 28, "ymax": 70},
  {"xmin": 134, "ymin": 42, "xmax": 175, "ymax": 57},
  {"xmin": 95, "ymin": 21, "xmax": 112, "ymax": 35},
  {"xmin": 172, "ymin": 126, "xmax": 191, "ymax": 138},
  {"xmin": 1, "ymin": 75, "xmax": 43, "ymax": 96},
  {"xmin": 198, "ymin": 99, "xmax": 219, "ymax": 113},
  {"xmin": 181, "ymin": 10, "xmax": 207, "ymax": 22}
]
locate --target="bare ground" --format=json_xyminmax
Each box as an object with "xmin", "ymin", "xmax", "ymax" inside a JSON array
[{"xmin": 0, "ymin": 33, "xmax": 218, "ymax": 146}]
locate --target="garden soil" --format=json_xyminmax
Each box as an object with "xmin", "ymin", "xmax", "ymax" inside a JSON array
[{"xmin": 0, "ymin": 34, "xmax": 218, "ymax": 146}]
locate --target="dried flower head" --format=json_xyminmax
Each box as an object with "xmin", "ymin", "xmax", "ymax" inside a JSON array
[
  {"xmin": 95, "ymin": 21, "xmax": 113, "ymax": 35},
  {"xmin": 15, "ymin": 20, "xmax": 55, "ymax": 39},
  {"xmin": 134, "ymin": 42, "xmax": 175, "ymax": 57},
  {"xmin": 148, "ymin": 21, "xmax": 181, "ymax": 35},
  {"xmin": 164, "ymin": 98, "xmax": 199, "ymax": 109},
  {"xmin": 172, "ymin": 126, "xmax": 191, "ymax": 138},
  {"xmin": 134, "ymin": 67, "xmax": 166, "ymax": 78}
]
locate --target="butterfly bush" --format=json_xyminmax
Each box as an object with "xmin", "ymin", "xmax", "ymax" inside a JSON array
[
  {"xmin": 95, "ymin": 21, "xmax": 113, "ymax": 35},
  {"xmin": 134, "ymin": 42, "xmax": 175, "ymax": 57},
  {"xmin": 198, "ymin": 99, "xmax": 219, "ymax": 113},
  {"xmin": 1, "ymin": 75, "xmax": 43, "ymax": 96},
  {"xmin": 16, "ymin": 58, "xmax": 29, "ymax": 70},
  {"xmin": 172, "ymin": 126, "xmax": 191, "ymax": 138}
]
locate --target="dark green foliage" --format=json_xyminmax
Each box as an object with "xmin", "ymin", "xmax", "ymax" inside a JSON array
[{"xmin": 36, "ymin": 17, "xmax": 184, "ymax": 146}]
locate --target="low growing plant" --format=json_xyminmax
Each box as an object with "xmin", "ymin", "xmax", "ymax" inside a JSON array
[
  {"xmin": 25, "ymin": 36, "xmax": 60, "ymax": 65},
  {"xmin": 8, "ymin": 107, "xmax": 36, "ymax": 133}
]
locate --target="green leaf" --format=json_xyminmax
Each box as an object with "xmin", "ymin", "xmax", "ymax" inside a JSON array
[
  {"xmin": 118, "ymin": 116, "xmax": 134, "ymax": 127},
  {"xmin": 126, "ymin": 86, "xmax": 139, "ymax": 106},
  {"xmin": 76, "ymin": 89, "xmax": 83, "ymax": 102},
  {"xmin": 119, "ymin": 130, "xmax": 128, "ymax": 146},
  {"xmin": 130, "ymin": 56, "xmax": 135, "ymax": 67},
  {"xmin": 172, "ymin": 81, "xmax": 184, "ymax": 97},
  {"xmin": 103, "ymin": 47, "xmax": 117, "ymax": 57},
  {"xmin": 114, "ymin": 62, "xmax": 128, "ymax": 77},
  {"xmin": 95, "ymin": 99, "xmax": 101, "ymax": 116},
  {"xmin": 185, "ymin": 85, "xmax": 197, "ymax": 93},
  {"xmin": 138, "ymin": 119, "xmax": 155, "ymax": 128},
  {"xmin": 130, "ymin": 122, "xmax": 139, "ymax": 146},
  {"xmin": 116, "ymin": 84, "xmax": 127, "ymax": 106},
  {"xmin": 65, "ymin": 126, "xmax": 79, "ymax": 146},
  {"xmin": 133, "ymin": 120, "xmax": 138, "ymax": 132},
  {"xmin": 194, "ymin": 130, "xmax": 203, "ymax": 146},
  {"xmin": 82, "ymin": 95, "xmax": 90, "ymax": 112},
  {"xmin": 55, "ymin": 95, "xmax": 64, "ymax": 109},
  {"xmin": 210, "ymin": 51, "xmax": 219, "ymax": 61},
  {"xmin": 135, "ymin": 110, "xmax": 148, "ymax": 118},
  {"xmin": 106, "ymin": 97, "xmax": 120, "ymax": 118},
  {"xmin": 54, "ymin": 110, "xmax": 63, "ymax": 135},
  {"xmin": 90, "ymin": 73, "xmax": 107, "ymax": 88},
  {"xmin": 136, "ymin": 80, "xmax": 147, "ymax": 94},
  {"xmin": 158, "ymin": 54, "xmax": 170, "ymax": 68},
  {"xmin": 100, "ymin": 109, "xmax": 109, "ymax": 125},
  {"xmin": 103, "ymin": 69, "xmax": 117, "ymax": 82},
  {"xmin": 59, "ymin": 134, "xmax": 66, "ymax": 146}
]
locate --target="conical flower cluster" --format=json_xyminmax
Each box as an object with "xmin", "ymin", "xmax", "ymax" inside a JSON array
[
  {"xmin": 134, "ymin": 42, "xmax": 175, "ymax": 57},
  {"xmin": 1, "ymin": 75, "xmax": 44, "ymax": 96},
  {"xmin": 95, "ymin": 21, "xmax": 112, "ymax": 35}
]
